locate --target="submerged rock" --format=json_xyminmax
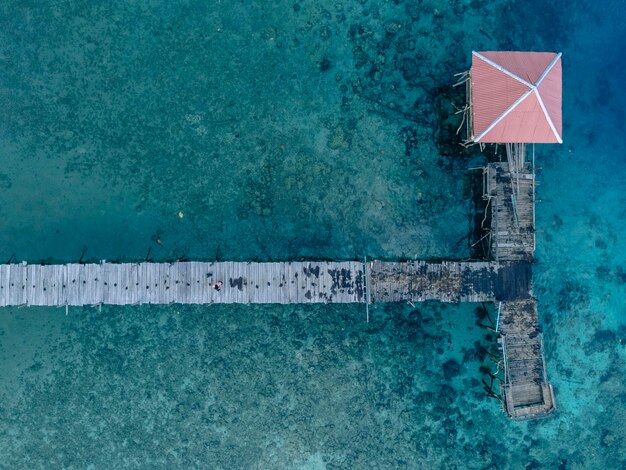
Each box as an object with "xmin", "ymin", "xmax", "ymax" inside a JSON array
[
  {"xmin": 407, "ymin": 308, "xmax": 422, "ymax": 324},
  {"xmin": 438, "ymin": 384, "xmax": 458, "ymax": 405},
  {"xmin": 593, "ymin": 329, "xmax": 617, "ymax": 347},
  {"xmin": 583, "ymin": 329, "xmax": 618, "ymax": 354},
  {"xmin": 320, "ymin": 56, "xmax": 332, "ymax": 72},
  {"xmin": 401, "ymin": 58, "xmax": 419, "ymax": 81},
  {"xmin": 443, "ymin": 359, "xmax": 461, "ymax": 380}
]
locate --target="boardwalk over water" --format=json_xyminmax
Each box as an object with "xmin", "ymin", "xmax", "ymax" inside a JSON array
[
  {"xmin": 498, "ymin": 299, "xmax": 555, "ymax": 420},
  {"xmin": 368, "ymin": 260, "xmax": 496, "ymax": 303},
  {"xmin": 0, "ymin": 162, "xmax": 555, "ymax": 421},
  {"xmin": 485, "ymin": 162, "xmax": 555, "ymax": 420},
  {"xmin": 1, "ymin": 259, "xmax": 506, "ymax": 307},
  {"xmin": 0, "ymin": 261, "xmax": 366, "ymax": 307},
  {"xmin": 486, "ymin": 162, "xmax": 535, "ymax": 261}
]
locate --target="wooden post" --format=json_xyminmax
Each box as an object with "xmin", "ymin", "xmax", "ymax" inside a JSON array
[{"xmin": 364, "ymin": 256, "xmax": 370, "ymax": 323}]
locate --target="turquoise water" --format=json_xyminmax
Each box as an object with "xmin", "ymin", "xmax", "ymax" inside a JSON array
[{"xmin": 0, "ymin": 0, "xmax": 624, "ymax": 468}]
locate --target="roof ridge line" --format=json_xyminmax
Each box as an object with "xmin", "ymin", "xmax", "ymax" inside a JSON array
[
  {"xmin": 473, "ymin": 88, "xmax": 534, "ymax": 142},
  {"xmin": 535, "ymin": 52, "xmax": 562, "ymax": 86},
  {"xmin": 472, "ymin": 51, "xmax": 534, "ymax": 88},
  {"xmin": 534, "ymin": 88, "xmax": 562, "ymax": 143}
]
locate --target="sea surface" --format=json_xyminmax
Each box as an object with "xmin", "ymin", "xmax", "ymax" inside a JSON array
[{"xmin": 0, "ymin": 0, "xmax": 624, "ymax": 468}]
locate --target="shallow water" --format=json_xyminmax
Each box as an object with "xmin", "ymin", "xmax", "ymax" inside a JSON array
[{"xmin": 0, "ymin": 0, "xmax": 624, "ymax": 468}]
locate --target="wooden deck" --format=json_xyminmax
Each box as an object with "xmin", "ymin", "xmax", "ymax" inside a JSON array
[
  {"xmin": 483, "ymin": 161, "xmax": 555, "ymax": 420},
  {"xmin": 486, "ymin": 162, "xmax": 535, "ymax": 262},
  {"xmin": 498, "ymin": 299, "xmax": 556, "ymax": 420},
  {"xmin": 368, "ymin": 260, "xmax": 497, "ymax": 303},
  {"xmin": 0, "ymin": 261, "xmax": 366, "ymax": 306},
  {"xmin": 0, "ymin": 259, "xmax": 502, "ymax": 307}
]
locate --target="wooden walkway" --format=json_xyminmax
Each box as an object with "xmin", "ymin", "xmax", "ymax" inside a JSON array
[
  {"xmin": 0, "ymin": 259, "xmax": 503, "ymax": 307},
  {"xmin": 484, "ymin": 161, "xmax": 555, "ymax": 420},
  {"xmin": 368, "ymin": 260, "xmax": 497, "ymax": 303},
  {"xmin": 498, "ymin": 299, "xmax": 556, "ymax": 420},
  {"xmin": 0, "ymin": 261, "xmax": 365, "ymax": 306},
  {"xmin": 486, "ymin": 162, "xmax": 535, "ymax": 261}
]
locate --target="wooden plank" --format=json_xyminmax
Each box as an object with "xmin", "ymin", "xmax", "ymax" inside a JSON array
[
  {"xmin": 64, "ymin": 264, "xmax": 75, "ymax": 305},
  {"xmin": 137, "ymin": 262, "xmax": 145, "ymax": 305},
  {"xmin": 12, "ymin": 264, "xmax": 21, "ymax": 305},
  {"xmin": 156, "ymin": 262, "xmax": 167, "ymax": 304},
  {"xmin": 42, "ymin": 265, "xmax": 55, "ymax": 306},
  {"xmin": 0, "ymin": 265, "xmax": 10, "ymax": 306}
]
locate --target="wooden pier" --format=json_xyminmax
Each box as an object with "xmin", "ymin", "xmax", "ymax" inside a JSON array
[
  {"xmin": 0, "ymin": 259, "xmax": 508, "ymax": 307},
  {"xmin": 483, "ymin": 160, "xmax": 555, "ymax": 420},
  {"xmin": 0, "ymin": 48, "xmax": 563, "ymax": 425},
  {"xmin": 0, "ymin": 166, "xmax": 554, "ymax": 421},
  {"xmin": 498, "ymin": 299, "xmax": 555, "ymax": 420},
  {"xmin": 0, "ymin": 261, "xmax": 366, "ymax": 307},
  {"xmin": 485, "ymin": 161, "xmax": 535, "ymax": 262},
  {"xmin": 368, "ymin": 260, "xmax": 497, "ymax": 303}
]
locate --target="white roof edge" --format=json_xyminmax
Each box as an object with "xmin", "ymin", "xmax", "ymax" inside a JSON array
[
  {"xmin": 534, "ymin": 88, "xmax": 563, "ymax": 143},
  {"xmin": 472, "ymin": 51, "xmax": 534, "ymax": 88}
]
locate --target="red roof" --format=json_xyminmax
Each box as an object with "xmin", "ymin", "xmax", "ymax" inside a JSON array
[{"xmin": 471, "ymin": 51, "xmax": 562, "ymax": 144}]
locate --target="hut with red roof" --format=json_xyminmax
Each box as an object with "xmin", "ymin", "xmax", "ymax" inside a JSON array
[
  {"xmin": 468, "ymin": 51, "xmax": 562, "ymax": 144},
  {"xmin": 458, "ymin": 51, "xmax": 563, "ymax": 195}
]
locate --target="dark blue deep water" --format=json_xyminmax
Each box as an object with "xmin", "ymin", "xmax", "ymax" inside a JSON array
[{"xmin": 0, "ymin": 0, "xmax": 624, "ymax": 468}]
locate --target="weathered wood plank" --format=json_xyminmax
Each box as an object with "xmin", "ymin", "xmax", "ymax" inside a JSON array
[
  {"xmin": 368, "ymin": 260, "xmax": 497, "ymax": 303},
  {"xmin": 498, "ymin": 298, "xmax": 555, "ymax": 420},
  {"xmin": 489, "ymin": 163, "xmax": 535, "ymax": 262}
]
